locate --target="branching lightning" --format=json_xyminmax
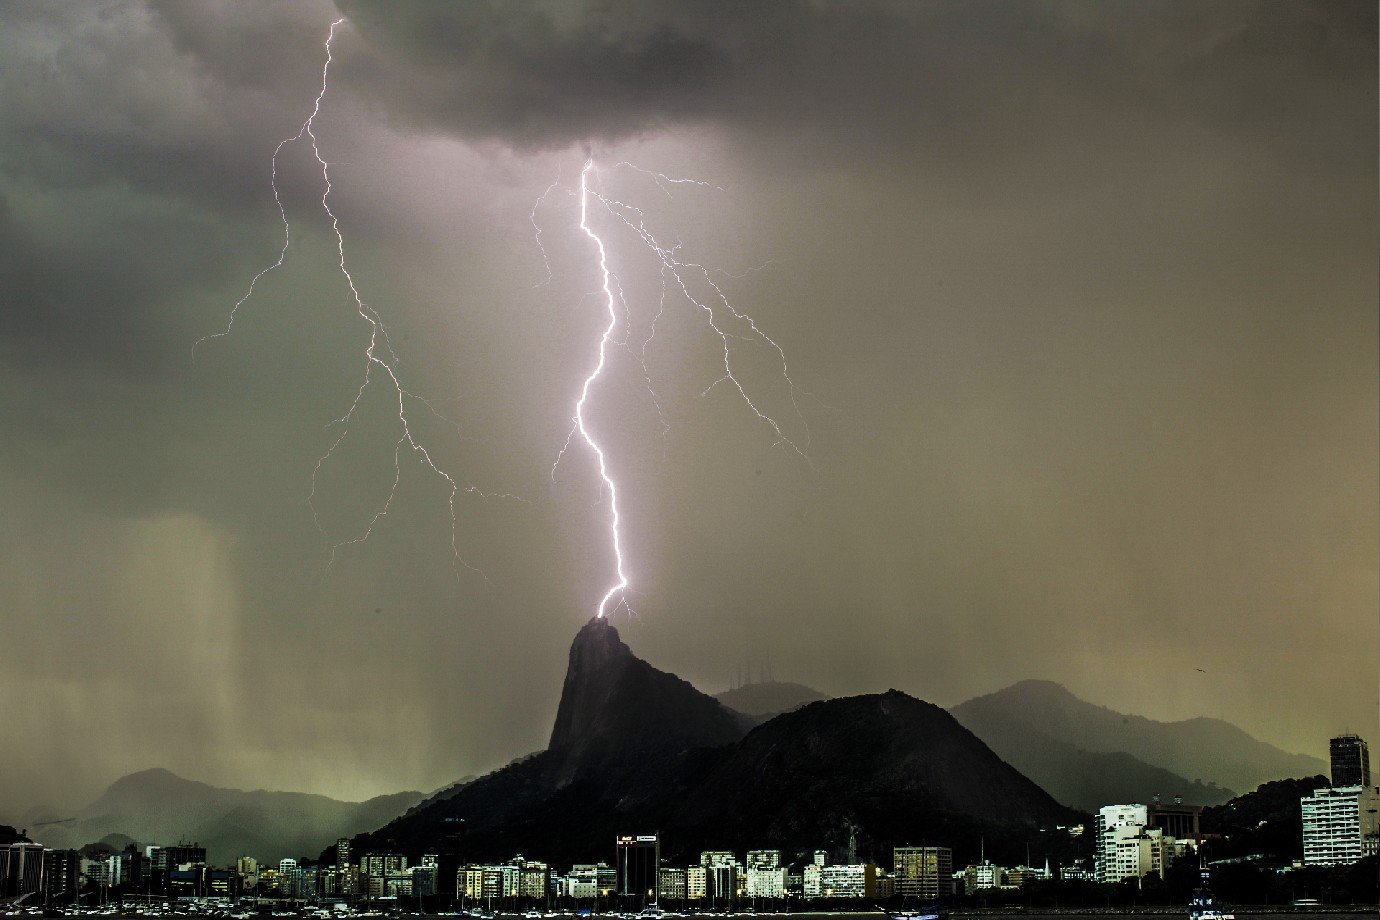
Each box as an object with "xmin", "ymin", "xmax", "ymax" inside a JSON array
[
  {"xmin": 199, "ymin": 17, "xmax": 810, "ymax": 614},
  {"xmin": 546, "ymin": 159, "xmax": 811, "ymax": 619},
  {"xmin": 198, "ymin": 18, "xmax": 511, "ymax": 576}
]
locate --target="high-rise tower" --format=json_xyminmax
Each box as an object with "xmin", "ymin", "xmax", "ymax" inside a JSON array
[{"xmin": 1330, "ymin": 734, "xmax": 1371, "ymax": 787}]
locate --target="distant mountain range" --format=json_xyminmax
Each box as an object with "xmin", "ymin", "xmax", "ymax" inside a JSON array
[
  {"xmin": 707, "ymin": 677, "xmax": 1323, "ymax": 812},
  {"xmin": 17, "ymin": 657, "xmax": 1324, "ymax": 869},
  {"xmin": 24, "ymin": 769, "xmax": 424, "ymax": 865},
  {"xmin": 714, "ymin": 681, "xmax": 826, "ymax": 717},
  {"xmin": 341, "ymin": 618, "xmax": 1075, "ymax": 868},
  {"xmin": 949, "ymin": 679, "xmax": 1325, "ymax": 809}
]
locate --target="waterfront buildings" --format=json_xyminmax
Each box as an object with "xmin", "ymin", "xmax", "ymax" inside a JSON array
[
  {"xmin": 959, "ymin": 860, "xmax": 1000, "ymax": 895},
  {"xmin": 615, "ymin": 835, "xmax": 659, "ymax": 901},
  {"xmin": 235, "ymin": 856, "xmax": 258, "ymax": 889},
  {"xmin": 1301, "ymin": 783, "xmax": 1380, "ymax": 866},
  {"xmin": 1148, "ymin": 798, "xmax": 1203, "ymax": 845},
  {"xmin": 894, "ymin": 845, "xmax": 952, "ymax": 900},
  {"xmin": 657, "ymin": 866, "xmax": 687, "ymax": 901},
  {"xmin": 819, "ymin": 863, "xmax": 876, "ymax": 898},
  {"xmin": 744, "ymin": 850, "xmax": 785, "ymax": 897},
  {"xmin": 43, "ymin": 849, "xmax": 80, "ymax": 905},
  {"xmin": 1095, "ymin": 804, "xmax": 1180, "ymax": 884},
  {"xmin": 0, "ymin": 842, "xmax": 46, "ymax": 901},
  {"xmin": 745, "ymin": 863, "xmax": 787, "ymax": 898},
  {"xmin": 685, "ymin": 864, "xmax": 707, "ymax": 900}
]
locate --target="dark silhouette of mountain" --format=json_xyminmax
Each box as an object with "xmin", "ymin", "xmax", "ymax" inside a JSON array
[
  {"xmin": 672, "ymin": 691, "xmax": 1073, "ymax": 855},
  {"xmin": 951, "ymin": 680, "xmax": 1321, "ymax": 806},
  {"xmin": 400, "ymin": 773, "xmax": 485, "ymax": 819},
  {"xmin": 344, "ymin": 620, "xmax": 1077, "ymax": 867},
  {"xmin": 1201, "ymin": 775, "xmax": 1329, "ymax": 863},
  {"xmin": 714, "ymin": 681, "xmax": 826, "ymax": 717},
  {"xmin": 549, "ymin": 617, "xmax": 749, "ymax": 770},
  {"xmin": 78, "ymin": 833, "xmax": 139, "ymax": 856},
  {"xmin": 947, "ymin": 706, "xmax": 1232, "ymax": 811},
  {"xmin": 28, "ymin": 768, "xmax": 423, "ymax": 865}
]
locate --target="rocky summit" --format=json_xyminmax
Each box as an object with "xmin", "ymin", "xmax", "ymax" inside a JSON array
[{"xmin": 341, "ymin": 618, "xmax": 1078, "ymax": 867}]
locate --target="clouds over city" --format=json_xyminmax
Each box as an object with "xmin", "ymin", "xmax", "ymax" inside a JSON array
[{"xmin": 1, "ymin": 0, "xmax": 1374, "ymax": 819}]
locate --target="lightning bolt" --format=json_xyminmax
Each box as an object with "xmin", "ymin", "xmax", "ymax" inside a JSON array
[
  {"xmin": 198, "ymin": 18, "xmax": 509, "ymax": 576},
  {"xmin": 201, "ymin": 18, "xmax": 807, "ymax": 610},
  {"xmin": 547, "ymin": 159, "xmax": 811, "ymax": 620},
  {"xmin": 571, "ymin": 158, "xmax": 631, "ymax": 619}
]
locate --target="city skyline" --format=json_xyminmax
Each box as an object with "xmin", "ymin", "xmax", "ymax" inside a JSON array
[{"xmin": 1, "ymin": 0, "xmax": 1375, "ymax": 820}]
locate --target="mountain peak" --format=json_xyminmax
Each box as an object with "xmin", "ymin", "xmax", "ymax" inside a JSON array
[
  {"xmin": 105, "ymin": 768, "xmax": 208, "ymax": 798},
  {"xmin": 548, "ymin": 617, "xmax": 746, "ymax": 763},
  {"xmin": 952, "ymin": 679, "xmax": 1325, "ymax": 803},
  {"xmin": 714, "ymin": 680, "xmax": 826, "ymax": 717},
  {"xmin": 990, "ymin": 679, "xmax": 1080, "ymax": 702},
  {"xmin": 548, "ymin": 618, "xmax": 635, "ymax": 752}
]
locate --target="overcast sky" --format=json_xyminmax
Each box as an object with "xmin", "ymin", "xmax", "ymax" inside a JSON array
[{"xmin": 2, "ymin": 0, "xmax": 1375, "ymax": 820}]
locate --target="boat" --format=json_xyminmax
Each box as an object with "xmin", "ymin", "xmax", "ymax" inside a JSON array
[
  {"xmin": 889, "ymin": 908, "xmax": 947, "ymax": 920},
  {"xmin": 1189, "ymin": 870, "xmax": 1234, "ymax": 920}
]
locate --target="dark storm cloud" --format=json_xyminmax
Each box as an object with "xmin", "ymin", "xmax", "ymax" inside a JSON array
[
  {"xmin": 1, "ymin": 2, "xmax": 326, "ymax": 200},
  {"xmin": 0, "ymin": 0, "xmax": 1373, "ymax": 824},
  {"xmin": 332, "ymin": 0, "xmax": 1373, "ymax": 168},
  {"xmin": 0, "ymin": 1, "xmax": 340, "ymax": 379}
]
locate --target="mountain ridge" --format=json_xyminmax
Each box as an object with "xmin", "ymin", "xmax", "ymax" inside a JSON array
[
  {"xmin": 951, "ymin": 679, "xmax": 1324, "ymax": 797},
  {"xmin": 342, "ymin": 619, "xmax": 1077, "ymax": 867},
  {"xmin": 714, "ymin": 681, "xmax": 827, "ymax": 717},
  {"xmin": 27, "ymin": 768, "xmax": 424, "ymax": 865}
]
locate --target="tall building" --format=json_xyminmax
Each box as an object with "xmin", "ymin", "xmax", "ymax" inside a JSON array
[
  {"xmin": 615, "ymin": 835, "xmax": 659, "ymax": 902},
  {"xmin": 207, "ymin": 868, "xmax": 239, "ymax": 898},
  {"xmin": 698, "ymin": 851, "xmax": 737, "ymax": 904},
  {"xmin": 517, "ymin": 860, "xmax": 549, "ymax": 899},
  {"xmin": 1302, "ymin": 784, "xmax": 1380, "ymax": 866},
  {"xmin": 164, "ymin": 842, "xmax": 206, "ymax": 869},
  {"xmin": 1096, "ymin": 805, "xmax": 1146, "ymax": 883},
  {"xmin": 960, "ymin": 861, "xmax": 1001, "ymax": 895},
  {"xmin": 457, "ymin": 866, "xmax": 487, "ymax": 900},
  {"xmin": 1095, "ymin": 804, "xmax": 1181, "ymax": 883},
  {"xmin": 411, "ymin": 856, "xmax": 439, "ymax": 898},
  {"xmin": 686, "ymin": 865, "xmax": 707, "ymax": 900},
  {"xmin": 1148, "ymin": 799, "xmax": 1203, "ymax": 844},
  {"xmin": 278, "ymin": 858, "xmax": 300, "ymax": 897},
  {"xmin": 746, "ymin": 864, "xmax": 787, "ymax": 898},
  {"xmin": 360, "ymin": 853, "xmax": 407, "ymax": 882},
  {"xmin": 706, "ymin": 862, "xmax": 737, "ymax": 903},
  {"xmin": 894, "ymin": 846, "xmax": 952, "ymax": 900},
  {"xmin": 745, "ymin": 850, "xmax": 781, "ymax": 869},
  {"xmin": 562, "ymin": 863, "xmax": 614, "ymax": 899},
  {"xmin": 743, "ymin": 850, "xmax": 784, "ymax": 898},
  {"xmin": 168, "ymin": 867, "xmax": 202, "ymax": 898},
  {"xmin": 0, "ymin": 843, "xmax": 45, "ymax": 902},
  {"xmin": 80, "ymin": 854, "xmax": 113, "ymax": 888},
  {"xmin": 335, "ymin": 838, "xmax": 351, "ymax": 871},
  {"xmin": 818, "ymin": 864, "xmax": 876, "ymax": 898},
  {"xmin": 235, "ymin": 855, "xmax": 258, "ymax": 893},
  {"xmin": 657, "ymin": 867, "xmax": 687, "ymax": 901},
  {"xmin": 1331, "ymin": 735, "xmax": 1371, "ymax": 787},
  {"xmin": 44, "ymin": 849, "xmax": 80, "ymax": 905}
]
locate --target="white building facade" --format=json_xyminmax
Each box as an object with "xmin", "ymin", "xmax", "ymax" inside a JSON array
[
  {"xmin": 1095, "ymin": 804, "xmax": 1179, "ymax": 884},
  {"xmin": 1302, "ymin": 785, "xmax": 1380, "ymax": 866}
]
